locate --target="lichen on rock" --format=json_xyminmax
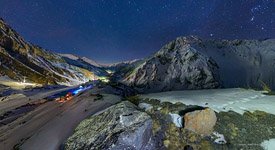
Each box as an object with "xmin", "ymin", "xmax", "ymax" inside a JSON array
[
  {"xmin": 184, "ymin": 108, "xmax": 217, "ymax": 135},
  {"xmin": 64, "ymin": 101, "xmax": 155, "ymax": 150}
]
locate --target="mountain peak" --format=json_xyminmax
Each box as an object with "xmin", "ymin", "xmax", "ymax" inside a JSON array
[
  {"xmin": 175, "ymin": 35, "xmax": 202, "ymax": 44},
  {"xmin": 59, "ymin": 53, "xmax": 79, "ymax": 60}
]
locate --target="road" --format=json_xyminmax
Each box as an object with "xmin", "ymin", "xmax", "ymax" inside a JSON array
[{"xmin": 0, "ymin": 86, "xmax": 121, "ymax": 150}]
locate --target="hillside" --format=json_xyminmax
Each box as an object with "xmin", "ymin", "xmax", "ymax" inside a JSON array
[
  {"xmin": 0, "ymin": 18, "xmax": 106, "ymax": 86},
  {"xmin": 122, "ymin": 36, "xmax": 275, "ymax": 93}
]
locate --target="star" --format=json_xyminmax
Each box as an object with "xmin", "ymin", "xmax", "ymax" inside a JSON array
[{"xmin": 250, "ymin": 16, "xmax": 255, "ymax": 22}]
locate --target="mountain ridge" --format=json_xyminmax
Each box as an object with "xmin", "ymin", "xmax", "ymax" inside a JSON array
[
  {"xmin": 121, "ymin": 36, "xmax": 275, "ymax": 92},
  {"xmin": 0, "ymin": 18, "xmax": 105, "ymax": 86}
]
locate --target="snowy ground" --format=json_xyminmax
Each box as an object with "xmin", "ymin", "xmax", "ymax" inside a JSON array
[
  {"xmin": 140, "ymin": 88, "xmax": 275, "ymax": 150},
  {"xmin": 0, "ymin": 85, "xmax": 121, "ymax": 150},
  {"xmin": 261, "ymin": 139, "xmax": 275, "ymax": 150},
  {"xmin": 0, "ymin": 76, "xmax": 40, "ymax": 90},
  {"xmin": 140, "ymin": 88, "xmax": 275, "ymax": 115}
]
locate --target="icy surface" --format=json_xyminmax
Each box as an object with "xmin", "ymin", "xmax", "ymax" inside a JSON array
[
  {"xmin": 59, "ymin": 53, "xmax": 79, "ymax": 60},
  {"xmin": 169, "ymin": 113, "xmax": 183, "ymax": 128},
  {"xmin": 140, "ymin": 88, "xmax": 275, "ymax": 115},
  {"xmin": 212, "ymin": 132, "xmax": 227, "ymax": 144},
  {"xmin": 261, "ymin": 139, "xmax": 275, "ymax": 150},
  {"xmin": 138, "ymin": 103, "xmax": 153, "ymax": 111}
]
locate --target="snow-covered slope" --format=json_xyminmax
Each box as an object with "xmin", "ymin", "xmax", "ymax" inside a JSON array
[
  {"xmin": 188, "ymin": 36, "xmax": 275, "ymax": 90},
  {"xmin": 58, "ymin": 54, "xmax": 79, "ymax": 60},
  {"xmin": 59, "ymin": 54, "xmax": 108, "ymax": 77},
  {"xmin": 140, "ymin": 88, "xmax": 275, "ymax": 115},
  {"xmin": 122, "ymin": 36, "xmax": 275, "ymax": 92},
  {"xmin": 81, "ymin": 57, "xmax": 101, "ymax": 67},
  {"xmin": 59, "ymin": 54, "xmax": 102, "ymax": 68},
  {"xmin": 104, "ymin": 59, "xmax": 144, "ymax": 81},
  {"xmin": 103, "ymin": 59, "xmax": 141, "ymax": 68},
  {"xmin": 0, "ymin": 18, "xmax": 101, "ymax": 86}
]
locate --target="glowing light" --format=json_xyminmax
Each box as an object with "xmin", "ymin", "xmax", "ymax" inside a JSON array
[
  {"xmin": 72, "ymin": 85, "xmax": 92, "ymax": 95},
  {"xmin": 98, "ymin": 76, "xmax": 109, "ymax": 83},
  {"xmin": 72, "ymin": 89, "xmax": 82, "ymax": 95}
]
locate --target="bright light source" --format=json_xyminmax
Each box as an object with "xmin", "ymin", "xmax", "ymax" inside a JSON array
[{"xmin": 98, "ymin": 76, "xmax": 109, "ymax": 83}]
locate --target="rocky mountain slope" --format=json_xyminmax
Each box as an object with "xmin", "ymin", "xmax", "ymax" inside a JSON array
[
  {"xmin": 0, "ymin": 18, "xmax": 106, "ymax": 86},
  {"xmin": 122, "ymin": 36, "xmax": 275, "ymax": 92},
  {"xmin": 59, "ymin": 54, "xmax": 108, "ymax": 77},
  {"xmin": 104, "ymin": 59, "xmax": 144, "ymax": 82}
]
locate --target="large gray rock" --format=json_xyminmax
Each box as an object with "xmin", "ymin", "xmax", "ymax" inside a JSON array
[{"xmin": 64, "ymin": 101, "xmax": 155, "ymax": 150}]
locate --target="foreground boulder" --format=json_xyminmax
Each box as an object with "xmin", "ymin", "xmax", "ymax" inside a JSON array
[
  {"xmin": 64, "ymin": 101, "xmax": 155, "ymax": 150},
  {"xmin": 184, "ymin": 108, "xmax": 217, "ymax": 135}
]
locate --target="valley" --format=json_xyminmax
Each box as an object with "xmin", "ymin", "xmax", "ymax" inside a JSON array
[{"xmin": 0, "ymin": 17, "xmax": 274, "ymax": 150}]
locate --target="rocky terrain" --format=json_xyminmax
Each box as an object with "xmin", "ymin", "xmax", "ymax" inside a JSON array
[
  {"xmin": 122, "ymin": 36, "xmax": 275, "ymax": 93},
  {"xmin": 0, "ymin": 17, "xmax": 275, "ymax": 150},
  {"xmin": 65, "ymin": 96, "xmax": 275, "ymax": 150},
  {"xmin": 59, "ymin": 54, "xmax": 108, "ymax": 77},
  {"xmin": 0, "ymin": 18, "xmax": 107, "ymax": 86}
]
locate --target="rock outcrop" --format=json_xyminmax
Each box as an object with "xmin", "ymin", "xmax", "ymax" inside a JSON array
[{"xmin": 64, "ymin": 101, "xmax": 155, "ymax": 150}]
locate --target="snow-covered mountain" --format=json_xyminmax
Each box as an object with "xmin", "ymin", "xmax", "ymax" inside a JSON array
[
  {"xmin": 59, "ymin": 54, "xmax": 101, "ymax": 67},
  {"xmin": 122, "ymin": 36, "xmax": 275, "ymax": 92},
  {"xmin": 0, "ymin": 18, "xmax": 105, "ymax": 86},
  {"xmin": 2, "ymin": 17, "xmax": 274, "ymax": 91},
  {"xmin": 103, "ymin": 59, "xmax": 144, "ymax": 81},
  {"xmin": 59, "ymin": 53, "xmax": 108, "ymax": 77}
]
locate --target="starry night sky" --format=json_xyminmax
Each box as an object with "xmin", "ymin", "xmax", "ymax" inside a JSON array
[{"xmin": 0, "ymin": 0, "xmax": 274, "ymax": 63}]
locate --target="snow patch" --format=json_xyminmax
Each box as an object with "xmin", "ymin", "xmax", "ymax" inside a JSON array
[
  {"xmin": 169, "ymin": 113, "xmax": 182, "ymax": 128},
  {"xmin": 59, "ymin": 53, "xmax": 79, "ymax": 60},
  {"xmin": 138, "ymin": 103, "xmax": 153, "ymax": 111},
  {"xmin": 212, "ymin": 132, "xmax": 227, "ymax": 144},
  {"xmin": 140, "ymin": 88, "xmax": 275, "ymax": 115},
  {"xmin": 261, "ymin": 139, "xmax": 275, "ymax": 150}
]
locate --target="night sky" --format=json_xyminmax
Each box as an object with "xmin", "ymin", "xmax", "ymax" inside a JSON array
[{"xmin": 0, "ymin": 0, "xmax": 274, "ymax": 63}]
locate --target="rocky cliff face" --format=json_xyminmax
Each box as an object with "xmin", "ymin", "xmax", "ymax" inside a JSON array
[
  {"xmin": 122, "ymin": 36, "xmax": 220, "ymax": 93},
  {"xmin": 122, "ymin": 36, "xmax": 275, "ymax": 92},
  {"xmin": 0, "ymin": 18, "xmax": 105, "ymax": 86},
  {"xmin": 59, "ymin": 53, "xmax": 108, "ymax": 77}
]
